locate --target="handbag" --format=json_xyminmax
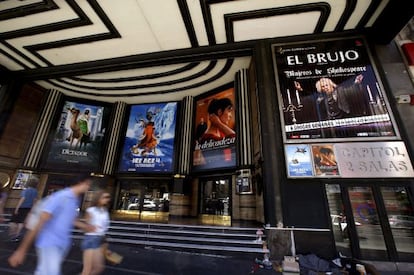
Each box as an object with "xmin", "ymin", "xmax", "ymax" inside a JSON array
[
  {"xmin": 282, "ymin": 256, "xmax": 300, "ymax": 273},
  {"xmin": 101, "ymin": 242, "xmax": 123, "ymax": 265}
]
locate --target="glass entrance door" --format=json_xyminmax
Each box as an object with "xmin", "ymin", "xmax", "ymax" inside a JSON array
[
  {"xmin": 326, "ymin": 184, "xmax": 414, "ymax": 261},
  {"xmin": 380, "ymin": 186, "xmax": 414, "ymax": 261},
  {"xmin": 115, "ymin": 180, "xmax": 171, "ymax": 223},
  {"xmin": 348, "ymin": 186, "xmax": 387, "ymax": 259},
  {"xmin": 200, "ymin": 177, "xmax": 231, "ymax": 226}
]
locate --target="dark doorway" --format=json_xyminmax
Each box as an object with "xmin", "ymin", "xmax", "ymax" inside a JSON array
[{"xmin": 199, "ymin": 176, "xmax": 231, "ymax": 226}]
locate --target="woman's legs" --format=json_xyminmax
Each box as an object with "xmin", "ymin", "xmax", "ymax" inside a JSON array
[
  {"xmin": 81, "ymin": 249, "xmax": 94, "ymax": 275},
  {"xmin": 81, "ymin": 235, "xmax": 106, "ymax": 275},
  {"xmin": 82, "ymin": 248, "xmax": 105, "ymax": 275},
  {"xmin": 90, "ymin": 247, "xmax": 105, "ymax": 275}
]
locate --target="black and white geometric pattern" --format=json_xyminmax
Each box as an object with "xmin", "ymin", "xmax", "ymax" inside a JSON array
[{"xmin": 0, "ymin": 0, "xmax": 411, "ymax": 102}]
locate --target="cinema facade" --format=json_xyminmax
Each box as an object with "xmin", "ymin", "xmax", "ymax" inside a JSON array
[{"xmin": 1, "ymin": 7, "xmax": 414, "ymax": 266}]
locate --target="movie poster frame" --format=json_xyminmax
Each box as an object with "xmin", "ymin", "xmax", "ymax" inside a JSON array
[
  {"xmin": 191, "ymin": 83, "xmax": 238, "ymax": 173},
  {"xmin": 11, "ymin": 170, "xmax": 41, "ymax": 189},
  {"xmin": 117, "ymin": 101, "xmax": 180, "ymax": 175},
  {"xmin": 271, "ymin": 36, "xmax": 401, "ymax": 144},
  {"xmin": 40, "ymin": 96, "xmax": 113, "ymax": 173},
  {"xmin": 285, "ymin": 141, "xmax": 414, "ymax": 179}
]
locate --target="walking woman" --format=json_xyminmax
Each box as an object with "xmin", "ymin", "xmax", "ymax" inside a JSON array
[{"xmin": 81, "ymin": 190, "xmax": 111, "ymax": 275}]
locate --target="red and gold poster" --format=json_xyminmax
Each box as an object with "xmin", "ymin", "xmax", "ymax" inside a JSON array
[
  {"xmin": 311, "ymin": 144, "xmax": 339, "ymax": 177},
  {"xmin": 192, "ymin": 88, "xmax": 237, "ymax": 171}
]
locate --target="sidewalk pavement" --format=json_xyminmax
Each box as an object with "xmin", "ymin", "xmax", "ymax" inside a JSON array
[
  {"xmin": 0, "ymin": 232, "xmax": 276, "ymax": 275},
  {"xmin": 1, "ymin": 229, "xmax": 413, "ymax": 275}
]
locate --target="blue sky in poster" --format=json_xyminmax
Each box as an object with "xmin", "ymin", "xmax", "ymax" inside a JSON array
[
  {"xmin": 118, "ymin": 102, "xmax": 178, "ymax": 173},
  {"xmin": 285, "ymin": 144, "xmax": 313, "ymax": 177}
]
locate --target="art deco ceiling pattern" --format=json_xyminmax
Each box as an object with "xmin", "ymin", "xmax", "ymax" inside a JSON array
[{"xmin": 0, "ymin": 0, "xmax": 411, "ymax": 103}]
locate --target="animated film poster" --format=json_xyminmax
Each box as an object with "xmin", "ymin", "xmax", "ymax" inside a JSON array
[
  {"xmin": 272, "ymin": 37, "xmax": 399, "ymax": 142},
  {"xmin": 44, "ymin": 101, "xmax": 110, "ymax": 171},
  {"xmin": 285, "ymin": 145, "xmax": 313, "ymax": 177},
  {"xmin": 118, "ymin": 102, "xmax": 178, "ymax": 173},
  {"xmin": 192, "ymin": 88, "xmax": 236, "ymax": 172}
]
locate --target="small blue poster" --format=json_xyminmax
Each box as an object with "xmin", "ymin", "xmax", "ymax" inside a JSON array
[{"xmin": 285, "ymin": 144, "xmax": 313, "ymax": 177}]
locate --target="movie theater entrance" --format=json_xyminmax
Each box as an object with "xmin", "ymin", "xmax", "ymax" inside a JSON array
[
  {"xmin": 198, "ymin": 176, "xmax": 231, "ymax": 226},
  {"xmin": 326, "ymin": 183, "xmax": 414, "ymax": 262},
  {"xmin": 113, "ymin": 179, "xmax": 171, "ymax": 223}
]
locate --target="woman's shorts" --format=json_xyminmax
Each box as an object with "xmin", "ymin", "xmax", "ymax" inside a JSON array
[
  {"xmin": 10, "ymin": 208, "xmax": 31, "ymax": 223},
  {"xmin": 81, "ymin": 235, "xmax": 104, "ymax": 250}
]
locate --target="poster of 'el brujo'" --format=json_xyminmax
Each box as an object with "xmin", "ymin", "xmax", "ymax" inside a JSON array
[{"xmin": 272, "ymin": 37, "xmax": 399, "ymax": 143}]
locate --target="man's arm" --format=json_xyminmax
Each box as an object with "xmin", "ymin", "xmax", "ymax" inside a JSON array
[
  {"xmin": 14, "ymin": 197, "xmax": 25, "ymax": 214},
  {"xmin": 74, "ymin": 212, "xmax": 95, "ymax": 233},
  {"xmin": 8, "ymin": 211, "xmax": 51, "ymax": 267}
]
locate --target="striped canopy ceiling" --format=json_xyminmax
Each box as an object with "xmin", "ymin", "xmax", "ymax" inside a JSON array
[{"xmin": 0, "ymin": 0, "xmax": 412, "ymax": 103}]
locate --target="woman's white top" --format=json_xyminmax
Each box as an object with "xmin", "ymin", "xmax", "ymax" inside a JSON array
[{"xmin": 85, "ymin": 206, "xmax": 110, "ymax": 236}]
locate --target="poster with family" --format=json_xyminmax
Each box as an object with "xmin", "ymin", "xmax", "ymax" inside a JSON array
[
  {"xmin": 118, "ymin": 102, "xmax": 178, "ymax": 173},
  {"xmin": 192, "ymin": 87, "xmax": 237, "ymax": 172},
  {"xmin": 43, "ymin": 100, "xmax": 111, "ymax": 171},
  {"xmin": 272, "ymin": 37, "xmax": 399, "ymax": 142}
]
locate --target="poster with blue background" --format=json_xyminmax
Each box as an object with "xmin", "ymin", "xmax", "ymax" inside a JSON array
[
  {"xmin": 118, "ymin": 102, "xmax": 178, "ymax": 173},
  {"xmin": 285, "ymin": 144, "xmax": 313, "ymax": 177}
]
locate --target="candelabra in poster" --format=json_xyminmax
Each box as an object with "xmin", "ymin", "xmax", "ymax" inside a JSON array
[
  {"xmin": 272, "ymin": 37, "xmax": 399, "ymax": 142},
  {"xmin": 118, "ymin": 102, "xmax": 178, "ymax": 173},
  {"xmin": 192, "ymin": 88, "xmax": 236, "ymax": 172},
  {"xmin": 43, "ymin": 100, "xmax": 110, "ymax": 171}
]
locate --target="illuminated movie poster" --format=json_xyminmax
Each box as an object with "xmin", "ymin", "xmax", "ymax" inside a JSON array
[
  {"xmin": 310, "ymin": 144, "xmax": 340, "ymax": 177},
  {"xmin": 118, "ymin": 102, "xmax": 178, "ymax": 173},
  {"xmin": 272, "ymin": 37, "xmax": 399, "ymax": 143},
  {"xmin": 43, "ymin": 100, "xmax": 110, "ymax": 171},
  {"xmin": 285, "ymin": 145, "xmax": 313, "ymax": 177},
  {"xmin": 192, "ymin": 88, "xmax": 236, "ymax": 172},
  {"xmin": 12, "ymin": 170, "xmax": 40, "ymax": 189}
]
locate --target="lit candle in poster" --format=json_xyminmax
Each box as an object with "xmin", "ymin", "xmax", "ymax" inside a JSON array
[
  {"xmin": 367, "ymin": 85, "xmax": 373, "ymax": 102},
  {"xmin": 295, "ymin": 89, "xmax": 301, "ymax": 105},
  {"xmin": 287, "ymin": 89, "xmax": 292, "ymax": 104}
]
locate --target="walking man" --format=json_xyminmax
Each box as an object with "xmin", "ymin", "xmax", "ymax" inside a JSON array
[
  {"xmin": 8, "ymin": 179, "xmax": 38, "ymax": 241},
  {"xmin": 8, "ymin": 174, "xmax": 96, "ymax": 275}
]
